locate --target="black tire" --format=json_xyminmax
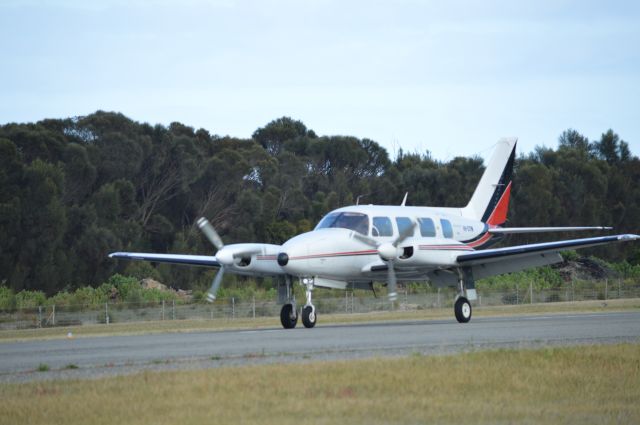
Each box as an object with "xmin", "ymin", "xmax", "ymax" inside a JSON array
[
  {"xmin": 280, "ymin": 304, "xmax": 298, "ymax": 329},
  {"xmin": 301, "ymin": 305, "xmax": 317, "ymax": 328},
  {"xmin": 454, "ymin": 297, "xmax": 472, "ymax": 323}
]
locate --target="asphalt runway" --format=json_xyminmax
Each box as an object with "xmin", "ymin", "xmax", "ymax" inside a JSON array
[{"xmin": 1, "ymin": 311, "xmax": 639, "ymax": 382}]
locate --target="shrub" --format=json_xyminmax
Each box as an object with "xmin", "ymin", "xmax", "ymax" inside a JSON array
[
  {"xmin": 105, "ymin": 274, "xmax": 142, "ymax": 303},
  {"xmin": 0, "ymin": 286, "xmax": 17, "ymax": 311},
  {"xmin": 561, "ymin": 250, "xmax": 580, "ymax": 262},
  {"xmin": 15, "ymin": 290, "xmax": 47, "ymax": 308}
]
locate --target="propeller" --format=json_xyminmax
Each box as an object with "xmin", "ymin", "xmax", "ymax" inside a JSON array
[
  {"xmin": 196, "ymin": 217, "xmax": 226, "ymax": 302},
  {"xmin": 353, "ymin": 220, "xmax": 417, "ymax": 302},
  {"xmin": 196, "ymin": 217, "xmax": 260, "ymax": 302}
]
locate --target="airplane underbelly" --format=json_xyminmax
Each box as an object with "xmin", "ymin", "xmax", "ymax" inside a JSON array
[{"xmin": 308, "ymin": 253, "xmax": 374, "ymax": 278}]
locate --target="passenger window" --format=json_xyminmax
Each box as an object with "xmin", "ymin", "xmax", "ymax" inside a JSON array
[
  {"xmin": 419, "ymin": 218, "xmax": 436, "ymax": 237},
  {"xmin": 372, "ymin": 217, "xmax": 393, "ymax": 237},
  {"xmin": 396, "ymin": 217, "xmax": 414, "ymax": 237},
  {"xmin": 441, "ymin": 219, "xmax": 453, "ymax": 238}
]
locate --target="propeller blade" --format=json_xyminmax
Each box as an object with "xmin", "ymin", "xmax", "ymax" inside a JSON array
[
  {"xmin": 206, "ymin": 266, "xmax": 225, "ymax": 302},
  {"xmin": 394, "ymin": 220, "xmax": 417, "ymax": 247},
  {"xmin": 387, "ymin": 262, "xmax": 398, "ymax": 302},
  {"xmin": 197, "ymin": 217, "xmax": 224, "ymax": 251},
  {"xmin": 352, "ymin": 232, "xmax": 379, "ymax": 248}
]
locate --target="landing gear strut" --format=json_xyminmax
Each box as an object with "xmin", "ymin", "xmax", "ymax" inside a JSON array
[
  {"xmin": 278, "ymin": 275, "xmax": 297, "ymax": 329},
  {"xmin": 301, "ymin": 278, "xmax": 317, "ymax": 328},
  {"xmin": 454, "ymin": 267, "xmax": 476, "ymax": 323}
]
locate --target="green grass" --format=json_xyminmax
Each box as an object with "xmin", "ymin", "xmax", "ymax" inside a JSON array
[
  {"xmin": 1, "ymin": 298, "xmax": 638, "ymax": 343},
  {"xmin": 36, "ymin": 363, "xmax": 49, "ymax": 372},
  {"xmin": 1, "ymin": 344, "xmax": 638, "ymax": 425}
]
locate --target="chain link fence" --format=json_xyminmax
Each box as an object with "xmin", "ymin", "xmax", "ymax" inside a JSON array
[{"xmin": 1, "ymin": 280, "xmax": 639, "ymax": 330}]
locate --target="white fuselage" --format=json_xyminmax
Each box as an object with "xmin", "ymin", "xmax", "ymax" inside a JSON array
[{"xmin": 224, "ymin": 204, "xmax": 498, "ymax": 286}]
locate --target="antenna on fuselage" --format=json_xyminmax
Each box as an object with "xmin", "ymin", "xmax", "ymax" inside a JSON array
[
  {"xmin": 400, "ymin": 192, "xmax": 408, "ymax": 206},
  {"xmin": 356, "ymin": 194, "xmax": 367, "ymax": 205}
]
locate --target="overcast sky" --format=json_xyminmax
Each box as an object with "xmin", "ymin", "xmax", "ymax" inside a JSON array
[{"xmin": 1, "ymin": 0, "xmax": 638, "ymax": 160}]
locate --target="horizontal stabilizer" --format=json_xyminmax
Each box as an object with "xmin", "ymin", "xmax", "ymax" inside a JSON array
[
  {"xmin": 489, "ymin": 226, "xmax": 612, "ymax": 234},
  {"xmin": 457, "ymin": 234, "xmax": 638, "ymax": 266}
]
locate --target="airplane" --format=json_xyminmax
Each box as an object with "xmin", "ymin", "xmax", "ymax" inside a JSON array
[{"xmin": 109, "ymin": 138, "xmax": 639, "ymax": 329}]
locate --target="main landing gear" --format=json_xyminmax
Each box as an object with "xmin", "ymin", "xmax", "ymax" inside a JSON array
[
  {"xmin": 454, "ymin": 296, "xmax": 472, "ymax": 323},
  {"xmin": 278, "ymin": 276, "xmax": 317, "ymax": 329},
  {"xmin": 280, "ymin": 303, "xmax": 298, "ymax": 329},
  {"xmin": 454, "ymin": 266, "xmax": 476, "ymax": 323}
]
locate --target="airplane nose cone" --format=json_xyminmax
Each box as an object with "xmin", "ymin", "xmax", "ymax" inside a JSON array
[{"xmin": 277, "ymin": 252, "xmax": 289, "ymax": 266}]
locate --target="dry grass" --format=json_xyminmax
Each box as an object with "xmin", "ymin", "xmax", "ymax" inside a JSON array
[
  {"xmin": 1, "ymin": 344, "xmax": 638, "ymax": 425},
  {"xmin": 1, "ymin": 298, "xmax": 638, "ymax": 343}
]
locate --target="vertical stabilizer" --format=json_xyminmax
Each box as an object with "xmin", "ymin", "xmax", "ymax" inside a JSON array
[{"xmin": 462, "ymin": 138, "xmax": 517, "ymax": 225}]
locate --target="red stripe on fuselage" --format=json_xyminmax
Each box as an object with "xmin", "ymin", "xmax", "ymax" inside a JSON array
[
  {"xmin": 466, "ymin": 232, "xmax": 493, "ymax": 248},
  {"xmin": 289, "ymin": 250, "xmax": 379, "ymax": 261}
]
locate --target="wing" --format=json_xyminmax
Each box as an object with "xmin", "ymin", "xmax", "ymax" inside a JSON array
[
  {"xmin": 455, "ymin": 234, "xmax": 638, "ymax": 280},
  {"xmin": 488, "ymin": 226, "xmax": 612, "ymax": 234},
  {"xmin": 109, "ymin": 252, "xmax": 220, "ymax": 268}
]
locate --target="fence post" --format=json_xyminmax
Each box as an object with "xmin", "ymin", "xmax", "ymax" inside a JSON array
[
  {"xmin": 105, "ymin": 303, "xmax": 109, "ymax": 325},
  {"xmin": 530, "ymin": 281, "xmax": 533, "ymax": 304},
  {"xmin": 604, "ymin": 279, "xmax": 608, "ymax": 300},
  {"xmin": 162, "ymin": 300, "xmax": 165, "ymax": 321},
  {"xmin": 252, "ymin": 296, "xmax": 256, "ymax": 319},
  {"xmin": 351, "ymin": 291, "xmax": 354, "ymax": 313},
  {"xmin": 52, "ymin": 304, "xmax": 56, "ymax": 326},
  {"xmin": 618, "ymin": 278, "xmax": 621, "ymax": 298},
  {"xmin": 345, "ymin": 291, "xmax": 348, "ymax": 313},
  {"xmin": 172, "ymin": 300, "xmax": 176, "ymax": 320},
  {"xmin": 437, "ymin": 288, "xmax": 441, "ymax": 308},
  {"xmin": 516, "ymin": 285, "xmax": 519, "ymax": 305},
  {"xmin": 232, "ymin": 297, "xmax": 235, "ymax": 319},
  {"xmin": 38, "ymin": 306, "xmax": 42, "ymax": 328}
]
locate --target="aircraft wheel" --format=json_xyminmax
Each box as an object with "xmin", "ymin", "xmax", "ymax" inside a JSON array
[
  {"xmin": 302, "ymin": 305, "xmax": 316, "ymax": 328},
  {"xmin": 454, "ymin": 297, "xmax": 472, "ymax": 323},
  {"xmin": 280, "ymin": 303, "xmax": 298, "ymax": 329}
]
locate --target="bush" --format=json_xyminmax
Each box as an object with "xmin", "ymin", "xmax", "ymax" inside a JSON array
[
  {"xmin": 0, "ymin": 286, "xmax": 17, "ymax": 311},
  {"xmin": 105, "ymin": 274, "xmax": 142, "ymax": 303},
  {"xmin": 15, "ymin": 290, "xmax": 47, "ymax": 308},
  {"xmin": 561, "ymin": 250, "xmax": 580, "ymax": 262},
  {"xmin": 47, "ymin": 291, "xmax": 73, "ymax": 306}
]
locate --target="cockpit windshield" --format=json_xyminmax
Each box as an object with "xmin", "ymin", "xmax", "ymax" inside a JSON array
[{"xmin": 315, "ymin": 212, "xmax": 369, "ymax": 235}]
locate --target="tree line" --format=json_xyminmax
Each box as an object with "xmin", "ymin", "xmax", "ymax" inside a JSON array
[{"xmin": 0, "ymin": 111, "xmax": 638, "ymax": 294}]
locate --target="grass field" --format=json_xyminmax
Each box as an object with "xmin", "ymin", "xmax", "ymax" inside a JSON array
[
  {"xmin": 1, "ymin": 298, "xmax": 638, "ymax": 343},
  {"xmin": 1, "ymin": 344, "xmax": 638, "ymax": 425}
]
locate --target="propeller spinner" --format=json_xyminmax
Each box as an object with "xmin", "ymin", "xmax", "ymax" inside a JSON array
[
  {"xmin": 353, "ymin": 220, "xmax": 417, "ymax": 301},
  {"xmin": 196, "ymin": 217, "xmax": 261, "ymax": 302}
]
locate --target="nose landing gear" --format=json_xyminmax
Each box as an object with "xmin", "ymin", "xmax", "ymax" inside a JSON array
[
  {"xmin": 278, "ymin": 276, "xmax": 317, "ymax": 329},
  {"xmin": 301, "ymin": 278, "xmax": 317, "ymax": 328}
]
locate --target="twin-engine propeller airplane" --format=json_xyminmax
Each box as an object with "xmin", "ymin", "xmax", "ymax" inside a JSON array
[{"xmin": 110, "ymin": 138, "xmax": 639, "ymax": 328}]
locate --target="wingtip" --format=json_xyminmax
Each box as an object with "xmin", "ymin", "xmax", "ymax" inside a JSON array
[{"xmin": 619, "ymin": 234, "xmax": 640, "ymax": 241}]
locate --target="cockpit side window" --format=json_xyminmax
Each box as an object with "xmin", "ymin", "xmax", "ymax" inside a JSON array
[
  {"xmin": 315, "ymin": 212, "xmax": 369, "ymax": 235},
  {"xmin": 419, "ymin": 218, "xmax": 436, "ymax": 237},
  {"xmin": 441, "ymin": 219, "xmax": 454, "ymax": 238},
  {"xmin": 372, "ymin": 217, "xmax": 393, "ymax": 237},
  {"xmin": 396, "ymin": 217, "xmax": 415, "ymax": 237}
]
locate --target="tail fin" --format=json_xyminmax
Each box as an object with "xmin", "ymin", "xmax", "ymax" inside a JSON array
[{"xmin": 462, "ymin": 137, "xmax": 517, "ymax": 225}]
